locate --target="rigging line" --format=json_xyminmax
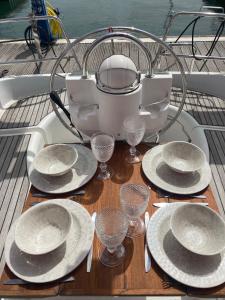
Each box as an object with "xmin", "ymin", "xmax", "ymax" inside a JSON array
[
  {"xmin": 24, "ymin": 24, "xmax": 66, "ymax": 73},
  {"xmin": 175, "ymin": 16, "xmax": 201, "ymax": 43},
  {"xmin": 172, "ymin": 15, "xmax": 224, "ymax": 66},
  {"xmin": 200, "ymin": 19, "xmax": 225, "ymax": 57},
  {"xmin": 191, "ymin": 17, "xmax": 225, "ymax": 62},
  {"xmin": 163, "ymin": 0, "xmax": 174, "ymax": 31},
  {"xmin": 191, "ymin": 17, "xmax": 203, "ymax": 60},
  {"xmin": 199, "ymin": 20, "xmax": 225, "ymax": 71}
]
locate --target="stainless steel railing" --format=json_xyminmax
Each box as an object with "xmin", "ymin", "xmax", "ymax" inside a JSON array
[
  {"xmin": 0, "ymin": 15, "xmax": 81, "ymax": 69},
  {"xmin": 158, "ymin": 10, "xmax": 225, "ymax": 72}
]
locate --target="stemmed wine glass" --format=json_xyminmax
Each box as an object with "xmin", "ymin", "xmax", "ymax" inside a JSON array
[
  {"xmin": 123, "ymin": 115, "xmax": 145, "ymax": 163},
  {"xmin": 120, "ymin": 183, "xmax": 150, "ymax": 238},
  {"xmin": 95, "ymin": 208, "xmax": 128, "ymax": 267},
  {"xmin": 91, "ymin": 132, "xmax": 115, "ymax": 180}
]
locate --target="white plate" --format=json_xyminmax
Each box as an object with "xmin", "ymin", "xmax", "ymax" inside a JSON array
[
  {"xmin": 5, "ymin": 199, "xmax": 94, "ymax": 283},
  {"xmin": 142, "ymin": 145, "xmax": 211, "ymax": 195},
  {"xmin": 30, "ymin": 144, "xmax": 97, "ymax": 194},
  {"xmin": 147, "ymin": 203, "xmax": 225, "ymax": 288}
]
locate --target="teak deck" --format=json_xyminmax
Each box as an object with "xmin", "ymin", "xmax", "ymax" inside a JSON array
[{"xmin": 0, "ymin": 143, "xmax": 224, "ymax": 298}]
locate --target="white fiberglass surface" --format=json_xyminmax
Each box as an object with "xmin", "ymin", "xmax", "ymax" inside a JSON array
[{"xmin": 27, "ymin": 104, "xmax": 209, "ymax": 175}]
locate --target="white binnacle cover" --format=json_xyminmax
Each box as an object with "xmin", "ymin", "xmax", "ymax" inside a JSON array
[
  {"xmin": 15, "ymin": 202, "xmax": 72, "ymax": 255},
  {"xmin": 98, "ymin": 54, "xmax": 138, "ymax": 89},
  {"xmin": 33, "ymin": 144, "xmax": 78, "ymax": 176},
  {"xmin": 170, "ymin": 203, "xmax": 225, "ymax": 256}
]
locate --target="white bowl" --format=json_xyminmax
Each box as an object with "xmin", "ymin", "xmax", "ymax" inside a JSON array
[
  {"xmin": 170, "ymin": 204, "xmax": 225, "ymax": 256},
  {"xmin": 162, "ymin": 141, "xmax": 206, "ymax": 173},
  {"xmin": 33, "ymin": 144, "xmax": 78, "ymax": 176},
  {"xmin": 15, "ymin": 202, "xmax": 72, "ymax": 255}
]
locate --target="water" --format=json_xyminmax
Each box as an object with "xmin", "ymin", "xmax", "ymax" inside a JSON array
[{"xmin": 0, "ymin": 0, "xmax": 225, "ymax": 39}]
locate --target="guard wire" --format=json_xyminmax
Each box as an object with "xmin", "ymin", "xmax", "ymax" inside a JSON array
[
  {"xmin": 173, "ymin": 15, "xmax": 225, "ymax": 70},
  {"xmin": 24, "ymin": 24, "xmax": 65, "ymax": 73},
  {"xmin": 199, "ymin": 19, "xmax": 225, "ymax": 70},
  {"xmin": 174, "ymin": 16, "xmax": 201, "ymax": 43}
]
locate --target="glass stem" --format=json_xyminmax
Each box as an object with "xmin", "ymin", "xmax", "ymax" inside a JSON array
[
  {"xmin": 129, "ymin": 217, "xmax": 139, "ymax": 227},
  {"xmin": 107, "ymin": 247, "xmax": 117, "ymax": 254},
  {"xmin": 129, "ymin": 146, "xmax": 136, "ymax": 157},
  {"xmin": 99, "ymin": 162, "xmax": 108, "ymax": 175}
]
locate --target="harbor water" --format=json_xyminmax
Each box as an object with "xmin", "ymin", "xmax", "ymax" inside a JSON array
[{"xmin": 0, "ymin": 0, "xmax": 225, "ymax": 39}]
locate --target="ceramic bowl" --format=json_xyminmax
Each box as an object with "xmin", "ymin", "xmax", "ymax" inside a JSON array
[
  {"xmin": 162, "ymin": 141, "xmax": 206, "ymax": 173},
  {"xmin": 15, "ymin": 202, "xmax": 72, "ymax": 255},
  {"xmin": 33, "ymin": 144, "xmax": 78, "ymax": 176},
  {"xmin": 170, "ymin": 203, "xmax": 225, "ymax": 256}
]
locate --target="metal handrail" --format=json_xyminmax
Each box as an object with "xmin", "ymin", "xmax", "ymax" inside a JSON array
[
  {"xmin": 159, "ymin": 10, "xmax": 225, "ymax": 64},
  {"xmin": 0, "ymin": 15, "xmax": 81, "ymax": 69},
  {"xmin": 82, "ymin": 32, "xmax": 153, "ymax": 78},
  {"xmin": 201, "ymin": 6, "xmax": 224, "ymax": 13},
  {"xmin": 163, "ymin": 10, "xmax": 225, "ymax": 41}
]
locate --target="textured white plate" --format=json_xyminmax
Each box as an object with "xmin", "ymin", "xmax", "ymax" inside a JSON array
[
  {"xmin": 142, "ymin": 145, "xmax": 211, "ymax": 195},
  {"xmin": 5, "ymin": 199, "xmax": 94, "ymax": 283},
  {"xmin": 147, "ymin": 203, "xmax": 225, "ymax": 288},
  {"xmin": 30, "ymin": 144, "xmax": 97, "ymax": 194}
]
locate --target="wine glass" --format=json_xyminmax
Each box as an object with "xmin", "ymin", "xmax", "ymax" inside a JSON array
[
  {"xmin": 120, "ymin": 183, "xmax": 150, "ymax": 238},
  {"xmin": 91, "ymin": 132, "xmax": 115, "ymax": 180},
  {"xmin": 95, "ymin": 208, "xmax": 128, "ymax": 267},
  {"xmin": 123, "ymin": 115, "xmax": 145, "ymax": 163}
]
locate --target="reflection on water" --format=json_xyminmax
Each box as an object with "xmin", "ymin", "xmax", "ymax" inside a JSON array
[
  {"xmin": 0, "ymin": 0, "xmax": 225, "ymax": 39},
  {"xmin": 203, "ymin": 0, "xmax": 225, "ymax": 11},
  {"xmin": 0, "ymin": 0, "xmax": 30, "ymax": 39},
  {"xmin": 0, "ymin": 0, "xmax": 28, "ymax": 18}
]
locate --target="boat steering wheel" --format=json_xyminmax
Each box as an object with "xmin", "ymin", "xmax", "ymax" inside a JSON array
[{"xmin": 50, "ymin": 27, "xmax": 187, "ymax": 141}]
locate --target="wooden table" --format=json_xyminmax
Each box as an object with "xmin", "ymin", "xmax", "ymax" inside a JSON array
[{"xmin": 1, "ymin": 142, "xmax": 225, "ymax": 298}]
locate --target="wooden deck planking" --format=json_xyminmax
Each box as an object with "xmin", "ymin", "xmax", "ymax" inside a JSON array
[
  {"xmin": 0, "ymin": 136, "xmax": 21, "ymax": 194},
  {"xmin": 1, "ymin": 40, "xmax": 225, "ymax": 75},
  {"xmin": 203, "ymin": 41, "xmax": 225, "ymax": 72},
  {"xmin": 170, "ymin": 88, "xmax": 225, "ymax": 217},
  {"xmin": 0, "ymin": 135, "xmax": 30, "ymax": 275},
  {"xmin": 192, "ymin": 94, "xmax": 225, "ymax": 216},
  {"xmin": 205, "ymin": 131, "xmax": 225, "ymax": 216},
  {"xmin": 200, "ymin": 42, "xmax": 219, "ymax": 72},
  {"xmin": 0, "ymin": 136, "xmax": 26, "ymax": 214},
  {"xmin": 0, "ymin": 103, "xmax": 19, "ymax": 129},
  {"xmin": 216, "ymin": 41, "xmax": 225, "ymax": 66},
  {"xmin": 23, "ymin": 95, "xmax": 42, "ymax": 127},
  {"xmin": 182, "ymin": 93, "xmax": 225, "ymax": 217}
]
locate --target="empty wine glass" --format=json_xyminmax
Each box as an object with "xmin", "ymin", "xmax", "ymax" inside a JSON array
[
  {"xmin": 123, "ymin": 115, "xmax": 145, "ymax": 163},
  {"xmin": 95, "ymin": 208, "xmax": 128, "ymax": 267},
  {"xmin": 120, "ymin": 183, "xmax": 150, "ymax": 238},
  {"xmin": 91, "ymin": 132, "xmax": 115, "ymax": 180}
]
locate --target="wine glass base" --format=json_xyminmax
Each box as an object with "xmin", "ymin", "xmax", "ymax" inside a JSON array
[
  {"xmin": 126, "ymin": 218, "xmax": 145, "ymax": 238},
  {"xmin": 97, "ymin": 167, "xmax": 113, "ymax": 180},
  {"xmin": 98, "ymin": 244, "xmax": 125, "ymax": 267},
  {"xmin": 125, "ymin": 150, "xmax": 142, "ymax": 164}
]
